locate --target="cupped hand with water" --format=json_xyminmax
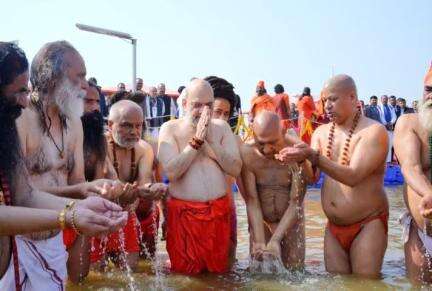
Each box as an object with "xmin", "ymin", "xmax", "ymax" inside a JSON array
[
  {"xmin": 251, "ymin": 241, "xmax": 266, "ymax": 261},
  {"xmin": 264, "ymin": 239, "xmax": 282, "ymax": 263},
  {"xmin": 139, "ymin": 183, "xmax": 168, "ymax": 200},
  {"xmin": 275, "ymin": 142, "xmax": 311, "ymax": 164},
  {"xmin": 71, "ymin": 196, "xmax": 128, "ymax": 235}
]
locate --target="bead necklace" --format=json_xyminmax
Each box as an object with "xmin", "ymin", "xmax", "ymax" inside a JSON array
[{"xmin": 326, "ymin": 110, "xmax": 361, "ymax": 166}]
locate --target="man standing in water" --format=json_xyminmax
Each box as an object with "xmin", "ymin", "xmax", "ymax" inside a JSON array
[
  {"xmin": 14, "ymin": 40, "xmax": 128, "ymax": 289},
  {"xmin": 0, "ymin": 42, "xmax": 128, "ymax": 290},
  {"xmin": 241, "ymin": 111, "xmax": 308, "ymax": 269},
  {"xmin": 395, "ymin": 63, "xmax": 432, "ymax": 284},
  {"xmin": 158, "ymin": 79, "xmax": 242, "ymax": 274},
  {"xmin": 278, "ymin": 75, "xmax": 389, "ymax": 277}
]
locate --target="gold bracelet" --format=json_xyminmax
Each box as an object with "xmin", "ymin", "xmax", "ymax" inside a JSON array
[
  {"xmin": 65, "ymin": 200, "xmax": 76, "ymax": 210},
  {"xmin": 58, "ymin": 209, "xmax": 66, "ymax": 230},
  {"xmin": 71, "ymin": 209, "xmax": 82, "ymax": 235}
]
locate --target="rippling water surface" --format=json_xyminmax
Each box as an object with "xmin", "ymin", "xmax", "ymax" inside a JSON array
[{"xmin": 68, "ymin": 186, "xmax": 424, "ymax": 290}]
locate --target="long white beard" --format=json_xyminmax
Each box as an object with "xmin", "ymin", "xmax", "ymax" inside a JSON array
[
  {"xmin": 418, "ymin": 99, "xmax": 432, "ymax": 133},
  {"xmin": 53, "ymin": 77, "xmax": 85, "ymax": 119}
]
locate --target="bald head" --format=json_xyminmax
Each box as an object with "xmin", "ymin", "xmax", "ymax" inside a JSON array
[
  {"xmin": 186, "ymin": 79, "xmax": 214, "ymax": 102},
  {"xmin": 252, "ymin": 111, "xmax": 284, "ymax": 158},
  {"xmin": 323, "ymin": 74, "xmax": 359, "ymax": 123},
  {"xmin": 108, "ymin": 100, "xmax": 143, "ymax": 123},
  {"xmin": 183, "ymin": 79, "xmax": 214, "ymax": 125},
  {"xmin": 324, "ymin": 74, "xmax": 357, "ymax": 99},
  {"xmin": 253, "ymin": 111, "xmax": 281, "ymax": 135}
]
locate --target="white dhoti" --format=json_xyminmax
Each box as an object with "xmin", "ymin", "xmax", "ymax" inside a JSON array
[
  {"xmin": 0, "ymin": 232, "xmax": 67, "ymax": 291},
  {"xmin": 400, "ymin": 212, "xmax": 432, "ymax": 256}
]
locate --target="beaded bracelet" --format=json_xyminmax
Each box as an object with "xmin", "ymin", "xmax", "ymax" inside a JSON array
[{"xmin": 71, "ymin": 209, "xmax": 82, "ymax": 235}]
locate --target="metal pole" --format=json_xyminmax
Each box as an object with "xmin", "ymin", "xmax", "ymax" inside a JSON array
[{"xmin": 132, "ymin": 39, "xmax": 137, "ymax": 92}]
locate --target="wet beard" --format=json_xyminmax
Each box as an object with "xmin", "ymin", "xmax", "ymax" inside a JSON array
[
  {"xmin": 418, "ymin": 99, "xmax": 432, "ymax": 133},
  {"xmin": 0, "ymin": 97, "xmax": 23, "ymax": 184},
  {"xmin": 53, "ymin": 77, "xmax": 85, "ymax": 120},
  {"xmin": 81, "ymin": 110, "xmax": 106, "ymax": 163}
]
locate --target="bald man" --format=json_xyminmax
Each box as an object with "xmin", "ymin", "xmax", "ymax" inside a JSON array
[
  {"xmin": 158, "ymin": 79, "xmax": 242, "ymax": 274},
  {"xmin": 395, "ymin": 64, "xmax": 432, "ymax": 284},
  {"xmin": 240, "ymin": 111, "xmax": 308, "ymax": 269},
  {"xmin": 87, "ymin": 100, "xmax": 167, "ymax": 270},
  {"xmin": 278, "ymin": 74, "xmax": 389, "ymax": 277}
]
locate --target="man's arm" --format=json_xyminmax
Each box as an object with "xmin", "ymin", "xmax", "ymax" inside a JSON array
[
  {"xmin": 394, "ymin": 115, "xmax": 432, "ymax": 198},
  {"xmin": 315, "ymin": 123, "xmax": 388, "ymax": 187},
  {"xmin": 204, "ymin": 121, "xmax": 242, "ymax": 177},
  {"xmin": 240, "ymin": 159, "xmax": 266, "ymax": 251},
  {"xmin": 0, "ymin": 206, "xmax": 60, "ymax": 236},
  {"xmin": 157, "ymin": 122, "xmax": 199, "ymax": 181},
  {"xmin": 268, "ymin": 166, "xmax": 306, "ymax": 244}
]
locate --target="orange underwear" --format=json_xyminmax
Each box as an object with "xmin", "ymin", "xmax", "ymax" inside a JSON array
[
  {"xmin": 166, "ymin": 195, "xmax": 231, "ymax": 275},
  {"xmin": 328, "ymin": 212, "xmax": 388, "ymax": 252}
]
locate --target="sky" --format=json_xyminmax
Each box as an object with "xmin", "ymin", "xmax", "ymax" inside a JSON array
[{"xmin": 2, "ymin": 0, "xmax": 431, "ymax": 109}]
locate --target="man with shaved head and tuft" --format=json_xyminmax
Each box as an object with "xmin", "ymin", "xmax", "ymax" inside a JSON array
[
  {"xmin": 278, "ymin": 74, "xmax": 389, "ymax": 278},
  {"xmin": 240, "ymin": 110, "xmax": 311, "ymax": 270},
  {"xmin": 158, "ymin": 79, "xmax": 242, "ymax": 274}
]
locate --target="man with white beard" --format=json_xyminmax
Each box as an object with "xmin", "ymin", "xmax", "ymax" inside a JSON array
[
  {"xmin": 395, "ymin": 63, "xmax": 432, "ymax": 284},
  {"xmin": 14, "ymin": 41, "xmax": 124, "ymax": 289}
]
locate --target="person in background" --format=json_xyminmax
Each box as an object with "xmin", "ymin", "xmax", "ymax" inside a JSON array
[
  {"xmin": 273, "ymin": 84, "xmax": 290, "ymax": 132},
  {"xmin": 378, "ymin": 95, "xmax": 397, "ymax": 163},
  {"xmin": 365, "ymin": 96, "xmax": 382, "ymax": 123},
  {"xmin": 412, "ymin": 100, "xmax": 419, "ymax": 113},
  {"xmin": 157, "ymin": 83, "xmax": 177, "ymax": 122},
  {"xmin": 297, "ymin": 87, "xmax": 315, "ymax": 144},
  {"xmin": 397, "ymin": 98, "xmax": 415, "ymax": 116},
  {"xmin": 88, "ymin": 77, "xmax": 108, "ymax": 117}
]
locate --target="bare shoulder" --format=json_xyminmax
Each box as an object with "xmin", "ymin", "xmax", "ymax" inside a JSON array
[
  {"xmin": 394, "ymin": 113, "xmax": 418, "ymax": 132},
  {"xmin": 239, "ymin": 140, "xmax": 256, "ymax": 166},
  {"xmin": 359, "ymin": 116, "xmax": 387, "ymax": 137},
  {"xmin": 313, "ymin": 123, "xmax": 331, "ymax": 139},
  {"xmin": 159, "ymin": 119, "xmax": 180, "ymax": 134},
  {"xmin": 136, "ymin": 139, "xmax": 154, "ymax": 158},
  {"xmin": 16, "ymin": 107, "xmax": 35, "ymax": 130}
]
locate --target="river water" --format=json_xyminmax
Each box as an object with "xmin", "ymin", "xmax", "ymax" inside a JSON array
[{"xmin": 68, "ymin": 186, "xmax": 425, "ymax": 290}]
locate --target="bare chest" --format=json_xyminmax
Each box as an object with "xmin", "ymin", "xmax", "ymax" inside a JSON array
[{"xmin": 25, "ymin": 130, "xmax": 75, "ymax": 176}]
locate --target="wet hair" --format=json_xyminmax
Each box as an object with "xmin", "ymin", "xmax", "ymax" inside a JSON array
[
  {"xmin": 204, "ymin": 75, "xmax": 235, "ymax": 117},
  {"xmin": 274, "ymin": 84, "xmax": 284, "ymax": 94},
  {"xmin": 0, "ymin": 42, "xmax": 29, "ymax": 184},
  {"xmin": 30, "ymin": 40, "xmax": 78, "ymax": 94},
  {"xmin": 370, "ymin": 95, "xmax": 378, "ymax": 100}
]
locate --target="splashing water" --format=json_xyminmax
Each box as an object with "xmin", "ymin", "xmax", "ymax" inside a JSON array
[{"xmin": 118, "ymin": 227, "xmax": 138, "ymax": 291}]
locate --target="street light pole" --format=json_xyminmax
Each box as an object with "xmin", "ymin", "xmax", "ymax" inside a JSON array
[{"xmin": 75, "ymin": 23, "xmax": 137, "ymax": 91}]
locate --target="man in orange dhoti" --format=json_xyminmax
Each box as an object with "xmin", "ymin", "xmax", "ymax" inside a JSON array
[
  {"xmin": 158, "ymin": 79, "xmax": 242, "ymax": 274},
  {"xmin": 297, "ymin": 87, "xmax": 316, "ymax": 144},
  {"xmin": 250, "ymin": 81, "xmax": 275, "ymax": 121},
  {"xmin": 273, "ymin": 84, "xmax": 291, "ymax": 132}
]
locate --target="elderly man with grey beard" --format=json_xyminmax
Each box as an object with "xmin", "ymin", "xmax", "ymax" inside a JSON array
[
  {"xmin": 395, "ymin": 63, "xmax": 432, "ymax": 284},
  {"xmin": 13, "ymin": 41, "xmax": 127, "ymax": 289}
]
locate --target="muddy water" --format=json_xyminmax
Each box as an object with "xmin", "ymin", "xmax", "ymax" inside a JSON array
[{"xmin": 68, "ymin": 186, "xmax": 422, "ymax": 290}]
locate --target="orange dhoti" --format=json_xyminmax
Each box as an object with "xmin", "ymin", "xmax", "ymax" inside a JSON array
[{"xmin": 166, "ymin": 195, "xmax": 231, "ymax": 274}]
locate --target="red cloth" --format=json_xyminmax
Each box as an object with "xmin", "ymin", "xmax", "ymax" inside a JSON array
[
  {"xmin": 90, "ymin": 212, "xmax": 140, "ymax": 263},
  {"xmin": 328, "ymin": 212, "xmax": 388, "ymax": 252},
  {"xmin": 166, "ymin": 195, "xmax": 231, "ymax": 274},
  {"xmin": 138, "ymin": 205, "xmax": 160, "ymax": 258}
]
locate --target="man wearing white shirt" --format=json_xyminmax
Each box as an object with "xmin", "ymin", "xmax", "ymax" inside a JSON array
[{"xmin": 378, "ymin": 95, "xmax": 397, "ymax": 163}]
